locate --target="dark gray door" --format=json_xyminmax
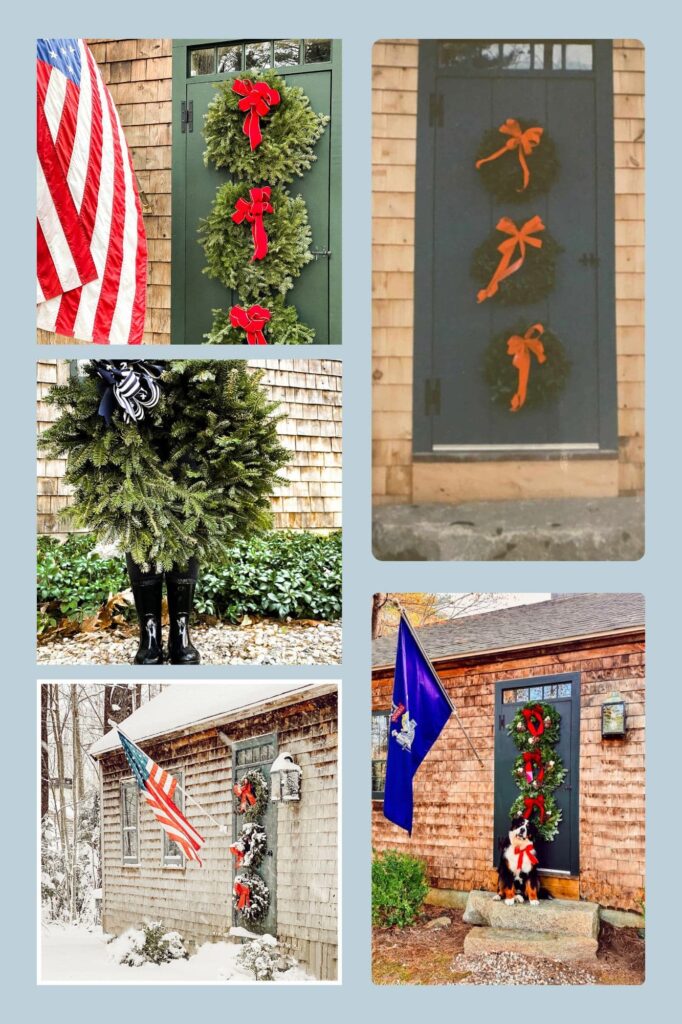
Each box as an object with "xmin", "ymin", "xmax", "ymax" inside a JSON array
[
  {"xmin": 414, "ymin": 41, "xmax": 617, "ymax": 453},
  {"xmin": 494, "ymin": 673, "xmax": 580, "ymax": 875},
  {"xmin": 232, "ymin": 732, "xmax": 277, "ymax": 934}
]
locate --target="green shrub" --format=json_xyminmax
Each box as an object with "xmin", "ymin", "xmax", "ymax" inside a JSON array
[
  {"xmin": 116, "ymin": 922, "xmax": 188, "ymax": 966},
  {"xmin": 36, "ymin": 530, "xmax": 342, "ymax": 628},
  {"xmin": 372, "ymin": 849, "xmax": 429, "ymax": 928}
]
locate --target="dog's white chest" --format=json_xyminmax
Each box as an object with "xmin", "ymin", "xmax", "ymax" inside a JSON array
[{"xmin": 505, "ymin": 844, "xmax": 536, "ymax": 878}]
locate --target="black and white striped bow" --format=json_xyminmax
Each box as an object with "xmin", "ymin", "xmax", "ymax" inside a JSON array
[{"xmin": 93, "ymin": 360, "xmax": 163, "ymax": 426}]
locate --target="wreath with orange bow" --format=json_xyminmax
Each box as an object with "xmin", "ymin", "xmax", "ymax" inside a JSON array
[
  {"xmin": 470, "ymin": 221, "xmax": 562, "ymax": 305},
  {"xmin": 507, "ymin": 701, "xmax": 563, "ymax": 841},
  {"xmin": 475, "ymin": 118, "xmax": 559, "ymax": 203},
  {"xmin": 483, "ymin": 323, "xmax": 571, "ymax": 412},
  {"xmin": 233, "ymin": 768, "xmax": 269, "ymax": 823}
]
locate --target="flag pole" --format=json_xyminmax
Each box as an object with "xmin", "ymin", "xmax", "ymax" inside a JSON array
[
  {"xmin": 109, "ymin": 720, "xmax": 228, "ymax": 833},
  {"xmin": 387, "ymin": 601, "xmax": 486, "ymax": 768}
]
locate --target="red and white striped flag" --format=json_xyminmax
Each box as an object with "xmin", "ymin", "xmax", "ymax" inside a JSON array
[
  {"xmin": 117, "ymin": 727, "xmax": 205, "ymax": 865},
  {"xmin": 36, "ymin": 39, "xmax": 147, "ymax": 345}
]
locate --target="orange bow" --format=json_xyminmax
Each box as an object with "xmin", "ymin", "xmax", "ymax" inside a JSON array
[
  {"xmin": 475, "ymin": 118, "xmax": 544, "ymax": 191},
  {"xmin": 507, "ymin": 324, "xmax": 546, "ymax": 412},
  {"xmin": 476, "ymin": 216, "xmax": 545, "ymax": 304}
]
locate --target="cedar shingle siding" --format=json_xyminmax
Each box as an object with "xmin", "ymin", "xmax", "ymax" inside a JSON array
[
  {"xmin": 371, "ymin": 597, "xmax": 645, "ymax": 912},
  {"xmin": 36, "ymin": 359, "xmax": 342, "ymax": 535},
  {"xmin": 372, "ymin": 40, "xmax": 645, "ymax": 503},
  {"xmin": 99, "ymin": 692, "xmax": 338, "ymax": 979}
]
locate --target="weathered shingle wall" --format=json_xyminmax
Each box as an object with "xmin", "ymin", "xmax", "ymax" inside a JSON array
[
  {"xmin": 372, "ymin": 638, "xmax": 645, "ymax": 912},
  {"xmin": 99, "ymin": 693, "xmax": 338, "ymax": 979},
  {"xmin": 372, "ymin": 40, "xmax": 645, "ymax": 502},
  {"xmin": 36, "ymin": 359, "xmax": 342, "ymax": 536},
  {"xmin": 37, "ymin": 38, "xmax": 172, "ymax": 346}
]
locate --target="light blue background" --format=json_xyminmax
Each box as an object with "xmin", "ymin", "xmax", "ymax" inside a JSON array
[{"xmin": 9, "ymin": 0, "xmax": 680, "ymax": 1017}]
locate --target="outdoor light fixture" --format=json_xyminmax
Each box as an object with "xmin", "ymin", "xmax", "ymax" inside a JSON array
[
  {"xmin": 601, "ymin": 691, "xmax": 627, "ymax": 739},
  {"xmin": 270, "ymin": 751, "xmax": 302, "ymax": 802}
]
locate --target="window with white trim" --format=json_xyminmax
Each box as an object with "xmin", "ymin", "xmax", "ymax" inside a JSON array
[
  {"xmin": 162, "ymin": 769, "xmax": 185, "ymax": 867},
  {"xmin": 121, "ymin": 779, "xmax": 139, "ymax": 865}
]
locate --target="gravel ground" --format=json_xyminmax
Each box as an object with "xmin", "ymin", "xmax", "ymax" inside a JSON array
[
  {"xmin": 37, "ymin": 620, "xmax": 342, "ymax": 666},
  {"xmin": 450, "ymin": 950, "xmax": 597, "ymax": 985}
]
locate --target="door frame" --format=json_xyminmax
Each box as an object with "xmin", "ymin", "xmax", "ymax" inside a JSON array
[
  {"xmin": 412, "ymin": 39, "xmax": 617, "ymax": 456},
  {"xmin": 231, "ymin": 730, "xmax": 278, "ymax": 933},
  {"xmin": 493, "ymin": 671, "xmax": 581, "ymax": 877},
  {"xmin": 171, "ymin": 38, "xmax": 342, "ymax": 344}
]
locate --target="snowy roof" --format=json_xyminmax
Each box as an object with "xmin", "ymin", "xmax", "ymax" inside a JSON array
[{"xmin": 89, "ymin": 681, "xmax": 336, "ymax": 758}]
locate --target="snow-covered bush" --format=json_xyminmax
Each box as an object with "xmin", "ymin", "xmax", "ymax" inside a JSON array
[
  {"xmin": 236, "ymin": 937, "xmax": 296, "ymax": 981},
  {"xmin": 112, "ymin": 922, "xmax": 189, "ymax": 967}
]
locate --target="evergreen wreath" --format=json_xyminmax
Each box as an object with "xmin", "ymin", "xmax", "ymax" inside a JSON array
[
  {"xmin": 475, "ymin": 119, "xmax": 559, "ymax": 203},
  {"xmin": 507, "ymin": 701, "xmax": 564, "ymax": 842},
  {"xmin": 230, "ymin": 822, "xmax": 267, "ymax": 870},
  {"xmin": 233, "ymin": 871, "xmax": 270, "ymax": 923},
  {"xmin": 203, "ymin": 69, "xmax": 329, "ymax": 185},
  {"xmin": 205, "ymin": 295, "xmax": 314, "ymax": 346},
  {"xmin": 471, "ymin": 228, "xmax": 562, "ymax": 305},
  {"xmin": 38, "ymin": 360, "xmax": 290, "ymax": 571},
  {"xmin": 483, "ymin": 324, "xmax": 571, "ymax": 411},
  {"xmin": 199, "ymin": 182, "xmax": 313, "ymax": 301},
  {"xmin": 233, "ymin": 768, "xmax": 269, "ymax": 823}
]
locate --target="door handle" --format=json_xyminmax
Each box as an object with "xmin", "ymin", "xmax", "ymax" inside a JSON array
[
  {"xmin": 578, "ymin": 252, "xmax": 600, "ymax": 267},
  {"xmin": 310, "ymin": 249, "xmax": 331, "ymax": 260}
]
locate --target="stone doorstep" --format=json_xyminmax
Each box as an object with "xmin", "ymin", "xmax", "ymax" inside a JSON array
[
  {"xmin": 463, "ymin": 927, "xmax": 598, "ymax": 963},
  {"xmin": 463, "ymin": 890, "xmax": 600, "ymax": 939}
]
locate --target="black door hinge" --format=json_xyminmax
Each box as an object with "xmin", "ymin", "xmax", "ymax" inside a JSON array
[
  {"xmin": 429, "ymin": 92, "xmax": 443, "ymax": 127},
  {"xmin": 425, "ymin": 378, "xmax": 441, "ymax": 415},
  {"xmin": 181, "ymin": 99, "xmax": 193, "ymax": 133}
]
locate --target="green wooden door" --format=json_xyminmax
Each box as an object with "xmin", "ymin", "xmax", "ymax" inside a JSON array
[
  {"xmin": 172, "ymin": 39, "xmax": 341, "ymax": 344},
  {"xmin": 232, "ymin": 732, "xmax": 278, "ymax": 935}
]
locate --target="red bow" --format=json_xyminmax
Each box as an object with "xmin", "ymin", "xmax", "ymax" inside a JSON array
[
  {"xmin": 232, "ymin": 187, "xmax": 273, "ymax": 260},
  {"xmin": 233, "ymin": 79, "xmax": 280, "ymax": 150},
  {"xmin": 522, "ymin": 750, "xmax": 544, "ymax": 784},
  {"xmin": 233, "ymin": 780, "xmax": 256, "ymax": 813},
  {"xmin": 514, "ymin": 843, "xmax": 539, "ymax": 871},
  {"xmin": 522, "ymin": 705, "xmax": 545, "ymax": 737},
  {"xmin": 230, "ymin": 304, "xmax": 271, "ymax": 345},
  {"xmin": 523, "ymin": 795, "xmax": 546, "ymax": 823},
  {"xmin": 229, "ymin": 842, "xmax": 245, "ymax": 866},
  {"xmin": 234, "ymin": 881, "xmax": 251, "ymax": 910}
]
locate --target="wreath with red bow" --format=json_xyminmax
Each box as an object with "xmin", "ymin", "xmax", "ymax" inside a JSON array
[
  {"xmin": 233, "ymin": 768, "xmax": 269, "ymax": 823},
  {"xmin": 232, "ymin": 871, "xmax": 270, "ymax": 923},
  {"xmin": 474, "ymin": 118, "xmax": 560, "ymax": 203},
  {"xmin": 230, "ymin": 821, "xmax": 267, "ymax": 870},
  {"xmin": 203, "ymin": 69, "xmax": 329, "ymax": 185},
  {"xmin": 507, "ymin": 701, "xmax": 564, "ymax": 841},
  {"xmin": 205, "ymin": 295, "xmax": 314, "ymax": 346}
]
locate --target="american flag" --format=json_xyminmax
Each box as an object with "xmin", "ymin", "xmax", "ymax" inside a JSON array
[
  {"xmin": 36, "ymin": 38, "xmax": 147, "ymax": 344},
  {"xmin": 116, "ymin": 728, "xmax": 205, "ymax": 865}
]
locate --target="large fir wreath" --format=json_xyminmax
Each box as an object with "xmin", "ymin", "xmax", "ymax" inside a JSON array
[
  {"xmin": 38, "ymin": 361, "xmax": 289, "ymax": 571},
  {"xmin": 199, "ymin": 182, "xmax": 312, "ymax": 301},
  {"xmin": 205, "ymin": 295, "xmax": 314, "ymax": 346},
  {"xmin": 471, "ymin": 229, "xmax": 562, "ymax": 305},
  {"xmin": 475, "ymin": 119, "xmax": 559, "ymax": 203},
  {"xmin": 233, "ymin": 767, "xmax": 269, "ymax": 823},
  {"xmin": 483, "ymin": 324, "xmax": 571, "ymax": 411},
  {"xmin": 230, "ymin": 822, "xmax": 267, "ymax": 870},
  {"xmin": 203, "ymin": 69, "xmax": 329, "ymax": 185},
  {"xmin": 233, "ymin": 871, "xmax": 270, "ymax": 923},
  {"xmin": 507, "ymin": 701, "xmax": 564, "ymax": 841}
]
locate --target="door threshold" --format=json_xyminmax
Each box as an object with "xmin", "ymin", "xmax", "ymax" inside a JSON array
[{"xmin": 414, "ymin": 448, "xmax": 618, "ymax": 463}]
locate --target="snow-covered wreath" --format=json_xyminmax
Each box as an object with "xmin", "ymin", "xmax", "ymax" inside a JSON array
[
  {"xmin": 230, "ymin": 821, "xmax": 267, "ymax": 870},
  {"xmin": 507, "ymin": 701, "xmax": 564, "ymax": 842},
  {"xmin": 233, "ymin": 871, "xmax": 271, "ymax": 923},
  {"xmin": 233, "ymin": 768, "xmax": 269, "ymax": 823}
]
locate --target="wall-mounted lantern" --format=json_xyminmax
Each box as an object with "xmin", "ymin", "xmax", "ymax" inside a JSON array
[
  {"xmin": 270, "ymin": 751, "xmax": 302, "ymax": 802},
  {"xmin": 601, "ymin": 691, "xmax": 627, "ymax": 739}
]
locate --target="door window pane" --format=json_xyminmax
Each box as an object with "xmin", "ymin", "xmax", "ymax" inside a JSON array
[
  {"xmin": 565, "ymin": 44, "xmax": 593, "ymax": 70},
  {"xmin": 190, "ymin": 47, "xmax": 216, "ymax": 77},
  {"xmin": 304, "ymin": 39, "xmax": 332, "ymax": 64},
  {"xmin": 552, "ymin": 44, "xmax": 563, "ymax": 69},
  {"xmin": 502, "ymin": 43, "xmax": 531, "ymax": 69},
  {"xmin": 533, "ymin": 43, "xmax": 545, "ymax": 69},
  {"xmin": 558, "ymin": 682, "xmax": 573, "ymax": 698},
  {"xmin": 515, "ymin": 687, "xmax": 529, "ymax": 703},
  {"xmin": 502, "ymin": 689, "xmax": 516, "ymax": 704},
  {"xmin": 217, "ymin": 45, "xmax": 242, "ymax": 74},
  {"xmin": 275, "ymin": 39, "xmax": 300, "ymax": 66},
  {"xmin": 245, "ymin": 41, "xmax": 271, "ymax": 70},
  {"xmin": 543, "ymin": 684, "xmax": 558, "ymax": 699},
  {"xmin": 529, "ymin": 686, "xmax": 543, "ymax": 700}
]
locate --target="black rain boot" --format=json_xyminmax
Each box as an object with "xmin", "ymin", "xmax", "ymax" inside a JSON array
[
  {"xmin": 166, "ymin": 558, "xmax": 201, "ymax": 665},
  {"xmin": 126, "ymin": 554, "xmax": 164, "ymax": 666}
]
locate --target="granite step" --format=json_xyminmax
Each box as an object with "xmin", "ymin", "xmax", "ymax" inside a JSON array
[
  {"xmin": 463, "ymin": 926, "xmax": 598, "ymax": 962},
  {"xmin": 463, "ymin": 890, "xmax": 600, "ymax": 939}
]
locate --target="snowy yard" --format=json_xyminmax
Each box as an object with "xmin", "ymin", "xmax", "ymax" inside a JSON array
[{"xmin": 40, "ymin": 924, "xmax": 315, "ymax": 983}]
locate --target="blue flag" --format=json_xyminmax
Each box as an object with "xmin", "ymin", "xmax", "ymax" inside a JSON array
[{"xmin": 383, "ymin": 615, "xmax": 453, "ymax": 834}]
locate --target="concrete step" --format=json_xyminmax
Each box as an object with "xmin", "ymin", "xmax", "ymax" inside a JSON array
[
  {"xmin": 463, "ymin": 890, "xmax": 600, "ymax": 939},
  {"xmin": 463, "ymin": 926, "xmax": 598, "ymax": 962}
]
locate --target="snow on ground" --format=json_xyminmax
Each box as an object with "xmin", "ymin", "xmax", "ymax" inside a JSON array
[{"xmin": 40, "ymin": 924, "xmax": 315, "ymax": 983}]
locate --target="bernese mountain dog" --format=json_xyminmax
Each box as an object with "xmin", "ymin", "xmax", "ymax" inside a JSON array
[{"xmin": 494, "ymin": 815, "xmax": 543, "ymax": 906}]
